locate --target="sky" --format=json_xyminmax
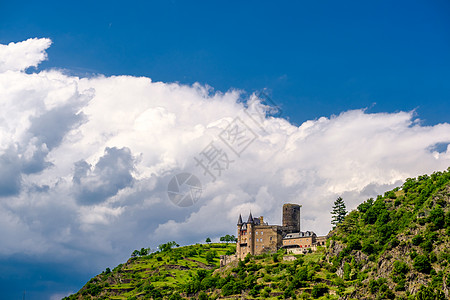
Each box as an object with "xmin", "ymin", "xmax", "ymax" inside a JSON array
[{"xmin": 0, "ymin": 1, "xmax": 450, "ymax": 299}]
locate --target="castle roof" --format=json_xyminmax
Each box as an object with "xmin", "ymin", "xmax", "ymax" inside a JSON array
[
  {"xmin": 284, "ymin": 231, "xmax": 316, "ymax": 239},
  {"xmin": 247, "ymin": 212, "xmax": 254, "ymax": 223},
  {"xmin": 237, "ymin": 214, "xmax": 243, "ymax": 225}
]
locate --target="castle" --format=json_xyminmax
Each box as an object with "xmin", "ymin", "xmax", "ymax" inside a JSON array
[{"xmin": 236, "ymin": 203, "xmax": 327, "ymax": 259}]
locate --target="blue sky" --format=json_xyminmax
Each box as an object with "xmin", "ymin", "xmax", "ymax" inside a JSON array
[
  {"xmin": 2, "ymin": 1, "xmax": 450, "ymax": 125},
  {"xmin": 0, "ymin": 1, "xmax": 450, "ymax": 299}
]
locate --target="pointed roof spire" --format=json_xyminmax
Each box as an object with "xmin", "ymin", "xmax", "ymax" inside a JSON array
[
  {"xmin": 237, "ymin": 214, "xmax": 243, "ymax": 225},
  {"xmin": 247, "ymin": 211, "xmax": 254, "ymax": 223}
]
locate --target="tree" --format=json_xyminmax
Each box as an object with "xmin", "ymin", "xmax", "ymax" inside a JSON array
[
  {"xmin": 206, "ymin": 237, "xmax": 211, "ymax": 243},
  {"xmin": 206, "ymin": 250, "xmax": 216, "ymax": 263},
  {"xmin": 139, "ymin": 247, "xmax": 150, "ymax": 256},
  {"xmin": 198, "ymin": 291, "xmax": 209, "ymax": 300},
  {"xmin": 413, "ymin": 255, "xmax": 432, "ymax": 274},
  {"xmin": 220, "ymin": 234, "xmax": 238, "ymax": 243},
  {"xmin": 311, "ymin": 283, "xmax": 328, "ymax": 298},
  {"xmin": 131, "ymin": 249, "xmax": 140, "ymax": 258},
  {"xmin": 331, "ymin": 197, "xmax": 347, "ymax": 227},
  {"xmin": 159, "ymin": 241, "xmax": 178, "ymax": 252}
]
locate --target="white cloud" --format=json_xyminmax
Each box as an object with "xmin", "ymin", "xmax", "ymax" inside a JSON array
[
  {"xmin": 0, "ymin": 38, "xmax": 51, "ymax": 72},
  {"xmin": 0, "ymin": 38, "xmax": 450, "ymax": 281}
]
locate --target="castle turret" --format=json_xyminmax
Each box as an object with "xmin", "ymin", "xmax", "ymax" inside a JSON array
[
  {"xmin": 237, "ymin": 214, "xmax": 243, "ymax": 225},
  {"xmin": 247, "ymin": 212, "xmax": 254, "ymax": 223}
]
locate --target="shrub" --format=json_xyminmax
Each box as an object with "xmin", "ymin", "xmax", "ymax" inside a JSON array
[
  {"xmin": 414, "ymin": 255, "xmax": 432, "ymax": 274},
  {"xmin": 198, "ymin": 291, "xmax": 208, "ymax": 300},
  {"xmin": 261, "ymin": 290, "xmax": 269, "ymax": 298},
  {"xmin": 418, "ymin": 218, "xmax": 427, "ymax": 225},
  {"xmin": 343, "ymin": 263, "xmax": 351, "ymax": 281},
  {"xmin": 385, "ymin": 191, "xmax": 397, "ymax": 199},
  {"xmin": 415, "ymin": 285, "xmax": 446, "ymax": 300},
  {"xmin": 429, "ymin": 206, "xmax": 445, "ymax": 229},
  {"xmin": 205, "ymin": 250, "xmax": 216, "ymax": 263},
  {"xmin": 169, "ymin": 293, "xmax": 183, "ymax": 300},
  {"xmin": 362, "ymin": 241, "xmax": 375, "ymax": 255},
  {"xmin": 393, "ymin": 261, "xmax": 409, "ymax": 275},
  {"xmin": 347, "ymin": 235, "xmax": 362, "ymax": 250},
  {"xmin": 272, "ymin": 253, "xmax": 279, "ymax": 263},
  {"xmin": 311, "ymin": 283, "xmax": 328, "ymax": 298},
  {"xmin": 420, "ymin": 240, "xmax": 433, "ymax": 252},
  {"xmin": 412, "ymin": 234, "xmax": 423, "ymax": 246}
]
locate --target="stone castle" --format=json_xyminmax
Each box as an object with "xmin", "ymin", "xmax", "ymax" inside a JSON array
[{"xmin": 236, "ymin": 203, "xmax": 327, "ymax": 259}]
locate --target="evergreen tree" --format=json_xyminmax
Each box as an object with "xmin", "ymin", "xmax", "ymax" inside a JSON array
[{"xmin": 331, "ymin": 197, "xmax": 347, "ymax": 227}]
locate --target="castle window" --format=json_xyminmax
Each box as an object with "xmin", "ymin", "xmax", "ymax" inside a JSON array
[
  {"xmin": 256, "ymin": 232, "xmax": 258, "ymax": 235},
  {"xmin": 261, "ymin": 239, "xmax": 263, "ymax": 242},
  {"xmin": 261, "ymin": 232, "xmax": 263, "ymax": 235}
]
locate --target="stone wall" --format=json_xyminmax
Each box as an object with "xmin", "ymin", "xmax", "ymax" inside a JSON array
[{"xmin": 220, "ymin": 254, "xmax": 237, "ymax": 267}]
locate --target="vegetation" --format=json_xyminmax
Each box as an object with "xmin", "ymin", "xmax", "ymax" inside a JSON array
[
  {"xmin": 331, "ymin": 196, "xmax": 347, "ymax": 227},
  {"xmin": 329, "ymin": 167, "xmax": 450, "ymax": 299},
  {"xmin": 219, "ymin": 234, "xmax": 237, "ymax": 243},
  {"xmin": 65, "ymin": 167, "xmax": 450, "ymax": 299}
]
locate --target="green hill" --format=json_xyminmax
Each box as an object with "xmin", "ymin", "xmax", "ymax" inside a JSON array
[
  {"xmin": 327, "ymin": 168, "xmax": 450, "ymax": 299},
  {"xmin": 65, "ymin": 167, "xmax": 450, "ymax": 300}
]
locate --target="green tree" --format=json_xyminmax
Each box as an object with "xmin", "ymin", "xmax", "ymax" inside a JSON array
[
  {"xmin": 205, "ymin": 237, "xmax": 211, "ymax": 243},
  {"xmin": 415, "ymin": 285, "xmax": 446, "ymax": 300},
  {"xmin": 220, "ymin": 234, "xmax": 237, "ymax": 243},
  {"xmin": 414, "ymin": 255, "xmax": 432, "ymax": 274},
  {"xmin": 206, "ymin": 250, "xmax": 216, "ymax": 263},
  {"xmin": 139, "ymin": 247, "xmax": 150, "ymax": 256},
  {"xmin": 428, "ymin": 205, "xmax": 445, "ymax": 229},
  {"xmin": 159, "ymin": 241, "xmax": 178, "ymax": 252},
  {"xmin": 198, "ymin": 291, "xmax": 209, "ymax": 300},
  {"xmin": 331, "ymin": 197, "xmax": 347, "ymax": 227},
  {"xmin": 169, "ymin": 293, "xmax": 183, "ymax": 300},
  {"xmin": 311, "ymin": 283, "xmax": 328, "ymax": 298}
]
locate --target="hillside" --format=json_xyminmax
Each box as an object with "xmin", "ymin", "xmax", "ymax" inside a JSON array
[
  {"xmin": 64, "ymin": 242, "xmax": 343, "ymax": 299},
  {"xmin": 327, "ymin": 168, "xmax": 450, "ymax": 299},
  {"xmin": 65, "ymin": 167, "xmax": 450, "ymax": 300}
]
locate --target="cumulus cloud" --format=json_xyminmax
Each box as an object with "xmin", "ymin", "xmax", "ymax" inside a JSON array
[
  {"xmin": 1, "ymin": 38, "xmax": 450, "ymax": 297},
  {"xmin": 0, "ymin": 38, "xmax": 51, "ymax": 72},
  {"xmin": 73, "ymin": 147, "xmax": 136, "ymax": 205}
]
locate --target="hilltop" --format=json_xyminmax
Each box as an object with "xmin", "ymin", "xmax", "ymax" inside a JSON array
[{"xmin": 65, "ymin": 167, "xmax": 450, "ymax": 299}]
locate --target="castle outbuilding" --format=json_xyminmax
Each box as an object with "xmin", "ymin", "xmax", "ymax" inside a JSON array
[{"xmin": 236, "ymin": 203, "xmax": 327, "ymax": 259}]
